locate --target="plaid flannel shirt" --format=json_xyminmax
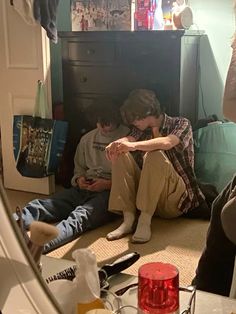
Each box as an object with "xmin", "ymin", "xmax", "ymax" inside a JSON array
[{"xmin": 129, "ymin": 114, "xmax": 205, "ymax": 213}]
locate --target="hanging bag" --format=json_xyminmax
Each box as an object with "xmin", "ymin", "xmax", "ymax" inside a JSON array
[{"xmin": 13, "ymin": 80, "xmax": 68, "ymax": 178}]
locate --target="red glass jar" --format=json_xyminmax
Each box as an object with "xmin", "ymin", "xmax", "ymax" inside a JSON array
[{"xmin": 138, "ymin": 262, "xmax": 179, "ymax": 314}]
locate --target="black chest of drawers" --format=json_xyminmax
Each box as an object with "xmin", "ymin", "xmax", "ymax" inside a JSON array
[{"xmin": 58, "ymin": 30, "xmax": 204, "ymax": 185}]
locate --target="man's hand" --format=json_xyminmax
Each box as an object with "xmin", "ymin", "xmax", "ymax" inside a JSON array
[
  {"xmin": 106, "ymin": 140, "xmax": 136, "ymax": 161},
  {"xmin": 116, "ymin": 141, "xmax": 136, "ymax": 154},
  {"xmin": 76, "ymin": 176, "xmax": 111, "ymax": 191},
  {"xmin": 86, "ymin": 178, "xmax": 111, "ymax": 192},
  {"xmin": 76, "ymin": 176, "xmax": 91, "ymax": 190},
  {"xmin": 105, "ymin": 141, "xmax": 121, "ymax": 161}
]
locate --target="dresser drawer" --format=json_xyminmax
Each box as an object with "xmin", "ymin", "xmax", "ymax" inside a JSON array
[
  {"xmin": 64, "ymin": 96, "xmax": 95, "ymax": 137},
  {"xmin": 68, "ymin": 65, "xmax": 134, "ymax": 93},
  {"xmin": 67, "ymin": 41, "xmax": 116, "ymax": 63},
  {"xmin": 118, "ymin": 38, "xmax": 179, "ymax": 63}
]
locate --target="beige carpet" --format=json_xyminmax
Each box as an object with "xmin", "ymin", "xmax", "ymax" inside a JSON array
[
  {"xmin": 46, "ymin": 217, "xmax": 209, "ymax": 287},
  {"xmin": 5, "ymin": 187, "xmax": 209, "ymax": 287}
]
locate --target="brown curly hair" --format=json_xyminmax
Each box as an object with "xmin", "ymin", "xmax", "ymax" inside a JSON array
[
  {"xmin": 86, "ymin": 97, "xmax": 122, "ymax": 128},
  {"xmin": 120, "ymin": 89, "xmax": 162, "ymax": 125}
]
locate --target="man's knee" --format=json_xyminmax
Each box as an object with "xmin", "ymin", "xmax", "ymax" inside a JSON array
[
  {"xmin": 112, "ymin": 153, "xmax": 134, "ymax": 170},
  {"xmin": 112, "ymin": 152, "xmax": 126, "ymax": 164},
  {"xmin": 144, "ymin": 150, "xmax": 170, "ymax": 169}
]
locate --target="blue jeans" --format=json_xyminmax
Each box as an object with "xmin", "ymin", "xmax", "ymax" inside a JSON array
[{"xmin": 21, "ymin": 187, "xmax": 116, "ymax": 253}]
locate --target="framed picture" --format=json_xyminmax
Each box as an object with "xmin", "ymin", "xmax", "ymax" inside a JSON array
[
  {"xmin": 71, "ymin": 0, "xmax": 108, "ymax": 31},
  {"xmin": 162, "ymin": 0, "xmax": 175, "ymax": 25},
  {"xmin": 107, "ymin": 0, "xmax": 131, "ymax": 30},
  {"xmin": 71, "ymin": 0, "xmax": 131, "ymax": 31}
]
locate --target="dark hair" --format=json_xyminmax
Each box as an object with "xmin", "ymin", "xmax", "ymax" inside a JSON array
[
  {"xmin": 121, "ymin": 89, "xmax": 162, "ymax": 125},
  {"xmin": 86, "ymin": 98, "xmax": 122, "ymax": 127}
]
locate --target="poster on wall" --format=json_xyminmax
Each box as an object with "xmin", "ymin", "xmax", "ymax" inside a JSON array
[
  {"xmin": 107, "ymin": 0, "xmax": 131, "ymax": 30},
  {"xmin": 134, "ymin": 0, "xmax": 176, "ymax": 30},
  {"xmin": 71, "ymin": 0, "xmax": 108, "ymax": 31},
  {"xmin": 162, "ymin": 0, "xmax": 175, "ymax": 25},
  {"xmin": 71, "ymin": 0, "xmax": 131, "ymax": 31}
]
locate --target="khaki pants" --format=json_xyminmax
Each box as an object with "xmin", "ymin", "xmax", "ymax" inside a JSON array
[{"xmin": 109, "ymin": 150, "xmax": 186, "ymax": 219}]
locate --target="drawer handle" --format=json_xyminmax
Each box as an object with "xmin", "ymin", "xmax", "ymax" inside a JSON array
[
  {"xmin": 80, "ymin": 76, "xmax": 88, "ymax": 83},
  {"xmin": 87, "ymin": 48, "xmax": 95, "ymax": 55}
]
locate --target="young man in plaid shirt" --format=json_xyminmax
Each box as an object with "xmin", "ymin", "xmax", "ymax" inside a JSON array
[{"xmin": 105, "ymin": 89, "xmax": 207, "ymax": 243}]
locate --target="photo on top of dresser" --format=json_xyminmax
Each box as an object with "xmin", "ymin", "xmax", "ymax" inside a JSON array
[
  {"xmin": 162, "ymin": 0, "xmax": 175, "ymax": 25},
  {"xmin": 71, "ymin": 0, "xmax": 108, "ymax": 31},
  {"xmin": 71, "ymin": 0, "xmax": 131, "ymax": 31},
  {"xmin": 107, "ymin": 0, "xmax": 131, "ymax": 30}
]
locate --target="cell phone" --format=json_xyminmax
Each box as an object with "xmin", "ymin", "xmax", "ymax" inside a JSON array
[{"xmin": 86, "ymin": 178, "xmax": 94, "ymax": 184}]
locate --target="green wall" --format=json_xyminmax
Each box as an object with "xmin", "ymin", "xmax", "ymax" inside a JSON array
[{"xmin": 189, "ymin": 0, "xmax": 235, "ymax": 119}]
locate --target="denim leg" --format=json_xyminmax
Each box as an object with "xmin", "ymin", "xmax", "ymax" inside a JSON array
[
  {"xmin": 193, "ymin": 175, "xmax": 236, "ymax": 296},
  {"xmin": 43, "ymin": 190, "xmax": 116, "ymax": 253},
  {"xmin": 21, "ymin": 187, "xmax": 86, "ymax": 228}
]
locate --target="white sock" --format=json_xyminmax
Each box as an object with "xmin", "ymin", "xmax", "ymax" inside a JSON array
[
  {"xmin": 106, "ymin": 212, "xmax": 135, "ymax": 241},
  {"xmin": 132, "ymin": 212, "xmax": 152, "ymax": 243}
]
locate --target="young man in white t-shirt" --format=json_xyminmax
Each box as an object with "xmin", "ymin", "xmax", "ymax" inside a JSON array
[{"xmin": 15, "ymin": 99, "xmax": 129, "ymax": 253}]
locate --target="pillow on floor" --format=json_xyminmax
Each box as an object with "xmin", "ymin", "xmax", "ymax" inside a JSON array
[{"xmin": 194, "ymin": 121, "xmax": 236, "ymax": 193}]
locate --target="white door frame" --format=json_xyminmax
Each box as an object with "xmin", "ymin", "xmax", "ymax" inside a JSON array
[{"xmin": 0, "ymin": 0, "xmax": 55, "ymax": 195}]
